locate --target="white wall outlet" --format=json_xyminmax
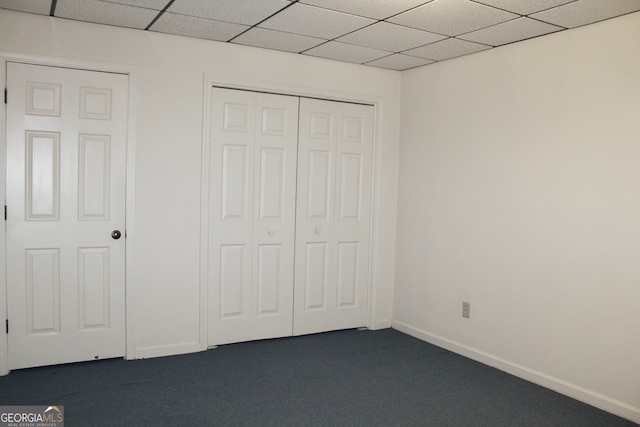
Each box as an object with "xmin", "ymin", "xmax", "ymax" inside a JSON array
[{"xmin": 462, "ymin": 301, "xmax": 470, "ymax": 319}]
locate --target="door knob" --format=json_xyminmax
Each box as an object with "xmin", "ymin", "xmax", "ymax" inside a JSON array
[
  {"xmin": 111, "ymin": 230, "xmax": 122, "ymax": 240},
  {"xmin": 314, "ymin": 227, "xmax": 322, "ymax": 235},
  {"xmin": 268, "ymin": 229, "xmax": 275, "ymax": 236}
]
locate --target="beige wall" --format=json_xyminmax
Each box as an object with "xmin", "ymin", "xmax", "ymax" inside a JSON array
[
  {"xmin": 0, "ymin": 9, "xmax": 400, "ymax": 365},
  {"xmin": 395, "ymin": 12, "xmax": 640, "ymax": 423}
]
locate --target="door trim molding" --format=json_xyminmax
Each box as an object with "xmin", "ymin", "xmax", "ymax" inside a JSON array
[
  {"xmin": 200, "ymin": 74, "xmax": 384, "ymax": 346},
  {"xmin": 0, "ymin": 52, "xmax": 138, "ymax": 374}
]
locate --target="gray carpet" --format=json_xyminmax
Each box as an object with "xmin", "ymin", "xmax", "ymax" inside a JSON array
[{"xmin": 0, "ymin": 328, "xmax": 636, "ymax": 426}]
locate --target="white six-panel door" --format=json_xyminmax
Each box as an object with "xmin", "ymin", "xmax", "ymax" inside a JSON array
[
  {"xmin": 208, "ymin": 88, "xmax": 299, "ymax": 346},
  {"xmin": 6, "ymin": 63, "xmax": 128, "ymax": 369},
  {"xmin": 294, "ymin": 98, "xmax": 374, "ymax": 335}
]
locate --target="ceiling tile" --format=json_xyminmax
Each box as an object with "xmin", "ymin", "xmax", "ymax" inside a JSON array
[
  {"xmin": 304, "ymin": 41, "xmax": 390, "ymax": 64},
  {"xmin": 0, "ymin": 0, "xmax": 51, "ymax": 15},
  {"xmin": 259, "ymin": 3, "xmax": 375, "ymax": 40},
  {"xmin": 232, "ymin": 28, "xmax": 325, "ymax": 53},
  {"xmin": 7, "ymin": 0, "xmax": 637, "ymax": 72},
  {"xmin": 298, "ymin": 0, "xmax": 431, "ymax": 20},
  {"xmin": 336, "ymin": 22, "xmax": 446, "ymax": 52},
  {"xmin": 150, "ymin": 12, "xmax": 248, "ymax": 41},
  {"xmin": 531, "ymin": 0, "xmax": 640, "ymax": 28},
  {"xmin": 459, "ymin": 17, "xmax": 562, "ymax": 46},
  {"xmin": 471, "ymin": 0, "xmax": 577, "ymax": 15},
  {"xmin": 403, "ymin": 38, "xmax": 491, "ymax": 61},
  {"xmin": 100, "ymin": 0, "xmax": 170, "ymax": 10},
  {"xmin": 388, "ymin": 0, "xmax": 518, "ymax": 36},
  {"xmin": 168, "ymin": 0, "xmax": 290, "ymax": 26},
  {"xmin": 56, "ymin": 0, "xmax": 158, "ymax": 29},
  {"xmin": 365, "ymin": 54, "xmax": 434, "ymax": 71}
]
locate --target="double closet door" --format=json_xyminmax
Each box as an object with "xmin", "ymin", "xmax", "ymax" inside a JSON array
[{"xmin": 208, "ymin": 88, "xmax": 373, "ymax": 346}]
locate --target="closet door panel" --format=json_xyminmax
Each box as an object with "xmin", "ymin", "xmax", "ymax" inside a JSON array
[
  {"xmin": 210, "ymin": 89, "xmax": 256, "ymax": 345},
  {"xmin": 334, "ymin": 102, "xmax": 374, "ymax": 329},
  {"xmin": 338, "ymin": 153, "xmax": 363, "ymax": 221},
  {"xmin": 251, "ymin": 93, "xmax": 298, "ymax": 341},
  {"xmin": 209, "ymin": 88, "xmax": 298, "ymax": 346},
  {"xmin": 256, "ymin": 244, "xmax": 283, "ymax": 315},
  {"xmin": 294, "ymin": 99, "xmax": 336, "ymax": 335},
  {"xmin": 259, "ymin": 148, "xmax": 285, "ymax": 220},
  {"xmin": 294, "ymin": 98, "xmax": 374, "ymax": 335},
  {"xmin": 219, "ymin": 244, "xmax": 250, "ymax": 319},
  {"xmin": 337, "ymin": 241, "xmax": 359, "ymax": 308},
  {"xmin": 304, "ymin": 242, "xmax": 329, "ymax": 311},
  {"xmin": 307, "ymin": 150, "xmax": 333, "ymax": 220}
]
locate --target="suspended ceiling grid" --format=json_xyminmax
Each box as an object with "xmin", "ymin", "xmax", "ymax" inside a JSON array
[{"xmin": 1, "ymin": 0, "xmax": 639, "ymax": 70}]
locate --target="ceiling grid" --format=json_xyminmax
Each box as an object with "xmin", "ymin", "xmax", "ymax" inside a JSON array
[{"xmin": 1, "ymin": 0, "xmax": 639, "ymax": 70}]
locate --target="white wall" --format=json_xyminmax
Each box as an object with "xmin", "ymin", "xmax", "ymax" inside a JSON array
[
  {"xmin": 0, "ymin": 9, "xmax": 399, "ymax": 363},
  {"xmin": 395, "ymin": 12, "xmax": 640, "ymax": 423},
  {"xmin": 4, "ymin": 5, "xmax": 636, "ymax": 422}
]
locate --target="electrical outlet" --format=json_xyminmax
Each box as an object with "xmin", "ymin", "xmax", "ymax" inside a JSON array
[{"xmin": 462, "ymin": 301, "xmax": 470, "ymax": 319}]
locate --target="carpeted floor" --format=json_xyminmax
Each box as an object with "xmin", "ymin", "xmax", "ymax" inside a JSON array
[{"xmin": 0, "ymin": 328, "xmax": 636, "ymax": 426}]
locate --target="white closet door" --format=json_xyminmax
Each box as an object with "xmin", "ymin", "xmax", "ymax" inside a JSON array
[
  {"xmin": 209, "ymin": 88, "xmax": 298, "ymax": 346},
  {"xmin": 294, "ymin": 98, "xmax": 374, "ymax": 335},
  {"xmin": 6, "ymin": 62, "xmax": 128, "ymax": 369}
]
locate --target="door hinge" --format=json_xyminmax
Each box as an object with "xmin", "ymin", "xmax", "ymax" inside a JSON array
[
  {"xmin": 5, "ymin": 319, "xmax": 8, "ymax": 334},
  {"xmin": 3, "ymin": 88, "xmax": 6, "ymax": 104},
  {"xmin": 4, "ymin": 205, "xmax": 6, "ymax": 221}
]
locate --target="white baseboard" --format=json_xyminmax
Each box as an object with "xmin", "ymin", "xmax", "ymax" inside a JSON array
[
  {"xmin": 132, "ymin": 341, "xmax": 203, "ymax": 360},
  {"xmin": 391, "ymin": 319, "xmax": 640, "ymax": 425},
  {"xmin": 369, "ymin": 319, "xmax": 392, "ymax": 330}
]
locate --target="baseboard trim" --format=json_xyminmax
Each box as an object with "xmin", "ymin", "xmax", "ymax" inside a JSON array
[
  {"xmin": 391, "ymin": 319, "xmax": 640, "ymax": 424},
  {"xmin": 133, "ymin": 341, "xmax": 203, "ymax": 360},
  {"xmin": 369, "ymin": 319, "xmax": 392, "ymax": 330}
]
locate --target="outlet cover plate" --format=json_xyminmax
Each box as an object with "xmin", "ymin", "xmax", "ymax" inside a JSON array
[{"xmin": 462, "ymin": 301, "xmax": 470, "ymax": 318}]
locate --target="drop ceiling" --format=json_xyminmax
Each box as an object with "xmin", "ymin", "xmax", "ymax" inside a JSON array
[{"xmin": 1, "ymin": 0, "xmax": 639, "ymax": 70}]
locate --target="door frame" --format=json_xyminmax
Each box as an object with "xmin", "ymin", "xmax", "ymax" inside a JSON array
[
  {"xmin": 200, "ymin": 74, "xmax": 384, "ymax": 346},
  {"xmin": 0, "ymin": 53, "xmax": 138, "ymax": 375}
]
